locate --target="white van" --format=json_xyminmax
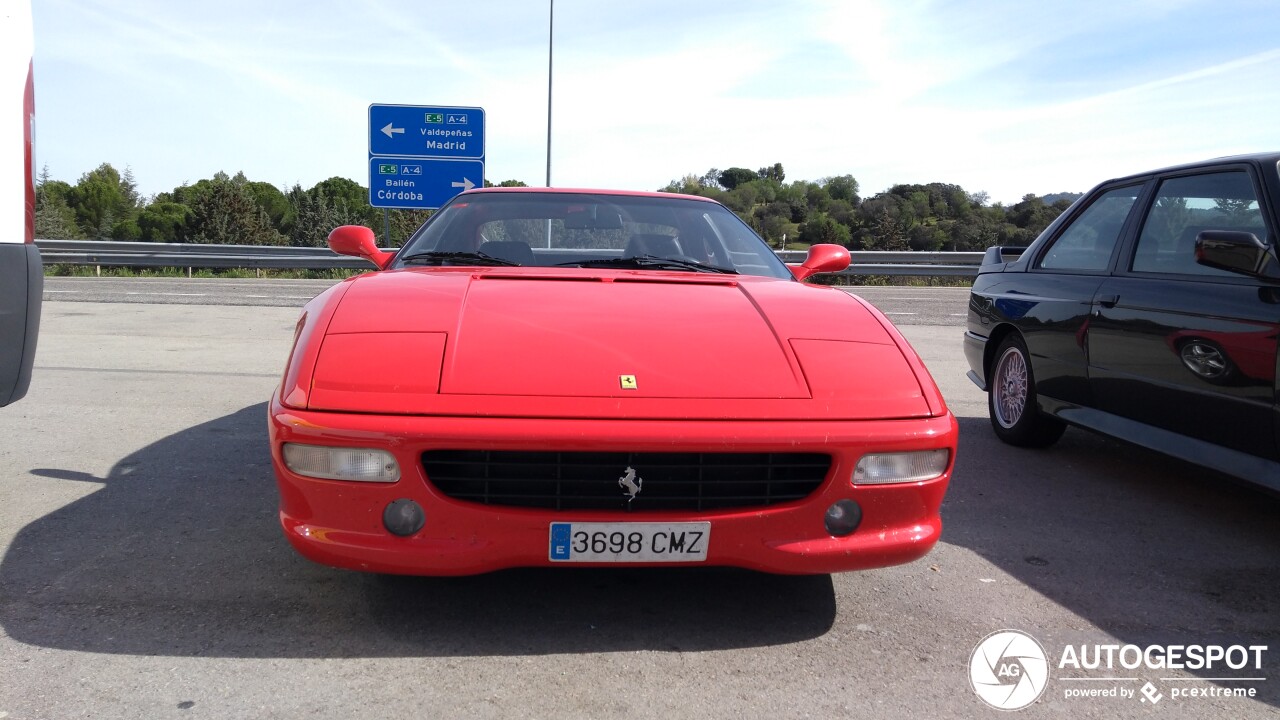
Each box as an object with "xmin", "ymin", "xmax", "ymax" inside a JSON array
[{"xmin": 0, "ymin": 0, "xmax": 40, "ymax": 407}]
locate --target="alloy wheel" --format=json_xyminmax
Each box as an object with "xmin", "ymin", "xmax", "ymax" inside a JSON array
[{"xmin": 992, "ymin": 346, "xmax": 1028, "ymax": 429}]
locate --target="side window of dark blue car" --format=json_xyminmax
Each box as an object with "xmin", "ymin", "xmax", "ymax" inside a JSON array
[
  {"xmin": 1038, "ymin": 186, "xmax": 1141, "ymax": 272},
  {"xmin": 1131, "ymin": 171, "xmax": 1269, "ymax": 277}
]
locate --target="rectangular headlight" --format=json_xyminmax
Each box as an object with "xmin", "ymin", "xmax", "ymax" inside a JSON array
[
  {"xmin": 282, "ymin": 443, "xmax": 400, "ymax": 482},
  {"xmin": 853, "ymin": 449, "xmax": 949, "ymax": 485}
]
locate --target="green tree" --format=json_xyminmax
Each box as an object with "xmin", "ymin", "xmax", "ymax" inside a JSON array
[
  {"xmin": 311, "ymin": 176, "xmax": 376, "ymax": 227},
  {"xmin": 798, "ymin": 213, "xmax": 851, "ymax": 246},
  {"xmin": 188, "ymin": 176, "xmax": 286, "ymax": 245},
  {"xmin": 34, "ymin": 169, "xmax": 82, "ymax": 239},
  {"xmin": 770, "ymin": 183, "xmax": 808, "ymax": 223},
  {"xmin": 756, "ymin": 214, "xmax": 795, "ymax": 247},
  {"xmin": 160, "ymin": 178, "xmax": 219, "ymax": 209},
  {"xmin": 386, "ymin": 209, "xmax": 433, "ymax": 246},
  {"xmin": 868, "ymin": 207, "xmax": 909, "ymax": 251},
  {"xmin": 286, "ymin": 184, "xmax": 337, "ymax": 247},
  {"xmin": 827, "ymin": 199, "xmax": 857, "ymax": 228},
  {"xmin": 67, "ymin": 163, "xmax": 140, "ymax": 238},
  {"xmin": 721, "ymin": 182, "xmax": 762, "ymax": 213},
  {"xmin": 120, "ymin": 166, "xmax": 141, "ymax": 209},
  {"xmin": 822, "ymin": 175, "xmax": 860, "ymax": 204},
  {"xmin": 110, "ymin": 217, "xmax": 142, "ymax": 241},
  {"xmin": 752, "ymin": 201, "xmax": 796, "ymax": 244},
  {"xmin": 137, "ymin": 202, "xmax": 193, "ymax": 242},
  {"xmin": 718, "ymin": 167, "xmax": 758, "ymax": 191},
  {"xmin": 284, "ymin": 178, "xmax": 388, "ymax": 247},
  {"xmin": 661, "ymin": 173, "xmax": 705, "ymax": 195},
  {"xmin": 1008, "ymin": 194, "xmax": 1056, "ymax": 232},
  {"xmin": 907, "ymin": 222, "xmax": 946, "ymax": 252},
  {"xmin": 950, "ymin": 207, "xmax": 1005, "ymax": 251},
  {"xmin": 757, "ymin": 163, "xmax": 785, "ymax": 183},
  {"xmin": 245, "ymin": 181, "xmax": 293, "ymax": 234},
  {"xmin": 802, "ymin": 182, "xmax": 832, "ymax": 214}
]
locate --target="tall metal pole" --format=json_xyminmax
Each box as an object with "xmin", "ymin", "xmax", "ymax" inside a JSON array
[
  {"xmin": 544, "ymin": 0, "xmax": 555, "ymax": 248},
  {"xmin": 546, "ymin": 0, "xmax": 553, "ymax": 188}
]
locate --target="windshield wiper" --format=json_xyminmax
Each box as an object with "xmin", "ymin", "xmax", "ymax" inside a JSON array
[
  {"xmin": 399, "ymin": 250, "xmax": 521, "ymax": 267},
  {"xmin": 556, "ymin": 254, "xmax": 738, "ymax": 274}
]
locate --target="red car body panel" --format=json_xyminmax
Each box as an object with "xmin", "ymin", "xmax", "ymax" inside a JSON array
[
  {"xmin": 297, "ymin": 268, "xmax": 933, "ymax": 420},
  {"xmin": 269, "ymin": 401, "xmax": 955, "ymax": 575},
  {"xmin": 1164, "ymin": 326, "xmax": 1278, "ymax": 384},
  {"xmin": 268, "ymin": 190, "xmax": 957, "ymax": 575}
]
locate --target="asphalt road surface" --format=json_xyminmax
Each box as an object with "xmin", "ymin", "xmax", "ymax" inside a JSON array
[{"xmin": 0, "ymin": 280, "xmax": 1275, "ymax": 719}]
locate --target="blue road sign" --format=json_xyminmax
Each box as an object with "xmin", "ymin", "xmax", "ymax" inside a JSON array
[
  {"xmin": 369, "ymin": 104, "xmax": 484, "ymax": 159},
  {"xmin": 369, "ymin": 103, "xmax": 485, "ymax": 209},
  {"xmin": 368, "ymin": 157, "xmax": 485, "ymax": 210}
]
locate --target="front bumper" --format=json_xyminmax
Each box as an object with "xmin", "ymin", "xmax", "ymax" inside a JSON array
[{"xmin": 268, "ymin": 395, "xmax": 957, "ymax": 575}]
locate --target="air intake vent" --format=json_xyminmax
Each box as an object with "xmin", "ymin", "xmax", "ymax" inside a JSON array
[{"xmin": 423, "ymin": 450, "xmax": 831, "ymax": 512}]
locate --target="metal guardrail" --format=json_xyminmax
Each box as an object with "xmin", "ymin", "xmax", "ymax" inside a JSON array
[
  {"xmin": 36, "ymin": 239, "xmax": 376, "ymax": 270},
  {"xmin": 777, "ymin": 250, "xmax": 983, "ymax": 277},
  {"xmin": 35, "ymin": 239, "xmax": 986, "ymax": 277}
]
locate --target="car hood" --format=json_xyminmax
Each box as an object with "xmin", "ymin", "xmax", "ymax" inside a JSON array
[{"xmin": 303, "ymin": 268, "xmax": 934, "ymax": 420}]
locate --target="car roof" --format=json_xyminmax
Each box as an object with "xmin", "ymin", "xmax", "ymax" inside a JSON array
[
  {"xmin": 459, "ymin": 187, "xmax": 719, "ymax": 203},
  {"xmin": 1102, "ymin": 151, "xmax": 1280, "ymax": 185}
]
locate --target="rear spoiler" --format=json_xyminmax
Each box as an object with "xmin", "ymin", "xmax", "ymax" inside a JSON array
[{"xmin": 980, "ymin": 246, "xmax": 1028, "ymax": 267}]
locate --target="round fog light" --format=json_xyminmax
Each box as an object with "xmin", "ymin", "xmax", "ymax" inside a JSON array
[
  {"xmin": 383, "ymin": 499, "xmax": 425, "ymax": 537},
  {"xmin": 824, "ymin": 499, "xmax": 862, "ymax": 537}
]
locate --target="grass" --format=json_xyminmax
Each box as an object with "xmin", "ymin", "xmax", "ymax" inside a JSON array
[
  {"xmin": 44, "ymin": 265, "xmax": 362, "ymax": 280},
  {"xmin": 811, "ymin": 274, "xmax": 973, "ymax": 287}
]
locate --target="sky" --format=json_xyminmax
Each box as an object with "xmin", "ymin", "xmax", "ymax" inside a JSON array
[{"xmin": 30, "ymin": 0, "xmax": 1280, "ymax": 205}]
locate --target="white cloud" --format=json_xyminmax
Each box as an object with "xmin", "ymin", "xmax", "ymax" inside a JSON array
[{"xmin": 32, "ymin": 0, "xmax": 1280, "ymax": 203}]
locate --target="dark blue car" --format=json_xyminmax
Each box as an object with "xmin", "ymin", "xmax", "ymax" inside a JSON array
[{"xmin": 965, "ymin": 153, "xmax": 1279, "ymax": 488}]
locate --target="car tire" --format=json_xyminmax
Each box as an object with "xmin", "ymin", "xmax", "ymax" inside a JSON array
[{"xmin": 987, "ymin": 334, "xmax": 1066, "ymax": 448}]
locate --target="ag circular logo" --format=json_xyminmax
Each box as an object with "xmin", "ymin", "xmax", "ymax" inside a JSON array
[{"xmin": 969, "ymin": 629, "xmax": 1050, "ymax": 711}]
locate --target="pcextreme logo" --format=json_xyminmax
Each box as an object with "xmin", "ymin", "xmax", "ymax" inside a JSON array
[{"xmin": 968, "ymin": 630, "xmax": 1269, "ymax": 711}]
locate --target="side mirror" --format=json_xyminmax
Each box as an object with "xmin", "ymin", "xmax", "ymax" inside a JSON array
[
  {"xmin": 1195, "ymin": 230, "xmax": 1278, "ymax": 280},
  {"xmin": 328, "ymin": 225, "xmax": 395, "ymax": 270},
  {"xmin": 792, "ymin": 243, "xmax": 851, "ymax": 281}
]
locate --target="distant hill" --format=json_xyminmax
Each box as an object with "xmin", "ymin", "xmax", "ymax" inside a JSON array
[{"xmin": 1041, "ymin": 192, "xmax": 1083, "ymax": 206}]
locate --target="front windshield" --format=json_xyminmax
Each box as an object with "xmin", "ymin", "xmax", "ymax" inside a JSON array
[{"xmin": 394, "ymin": 191, "xmax": 794, "ymax": 279}]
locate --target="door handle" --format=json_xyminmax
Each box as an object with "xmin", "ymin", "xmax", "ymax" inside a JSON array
[{"xmin": 1096, "ymin": 294, "xmax": 1119, "ymax": 308}]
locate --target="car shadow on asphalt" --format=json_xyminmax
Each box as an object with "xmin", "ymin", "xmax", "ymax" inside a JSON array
[
  {"xmin": 0, "ymin": 403, "xmax": 836, "ymax": 658},
  {"xmin": 945, "ymin": 416, "xmax": 1280, "ymax": 708}
]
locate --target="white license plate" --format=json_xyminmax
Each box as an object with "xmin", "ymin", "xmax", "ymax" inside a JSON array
[{"xmin": 549, "ymin": 522, "xmax": 710, "ymax": 563}]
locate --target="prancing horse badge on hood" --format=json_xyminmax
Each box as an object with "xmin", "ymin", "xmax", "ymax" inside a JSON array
[{"xmin": 618, "ymin": 467, "xmax": 643, "ymax": 502}]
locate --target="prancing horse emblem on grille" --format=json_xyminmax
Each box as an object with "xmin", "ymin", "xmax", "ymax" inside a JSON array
[{"xmin": 618, "ymin": 467, "xmax": 643, "ymax": 502}]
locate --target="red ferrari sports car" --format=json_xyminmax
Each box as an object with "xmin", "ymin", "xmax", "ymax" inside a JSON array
[{"xmin": 269, "ymin": 188, "xmax": 956, "ymax": 575}]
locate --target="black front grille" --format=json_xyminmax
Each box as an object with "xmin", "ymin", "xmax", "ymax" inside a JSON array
[{"xmin": 422, "ymin": 450, "xmax": 831, "ymax": 512}]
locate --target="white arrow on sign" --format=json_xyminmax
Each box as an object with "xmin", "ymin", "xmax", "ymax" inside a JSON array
[
  {"xmin": 380, "ymin": 122, "xmax": 404, "ymax": 138},
  {"xmin": 451, "ymin": 178, "xmax": 476, "ymax": 191}
]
